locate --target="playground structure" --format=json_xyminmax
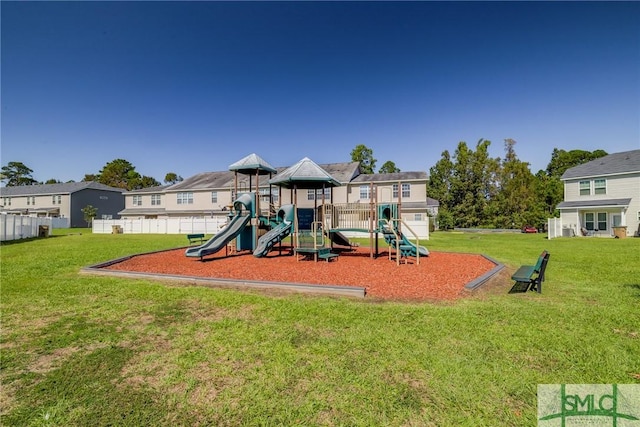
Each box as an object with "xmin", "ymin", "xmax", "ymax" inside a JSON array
[{"xmin": 185, "ymin": 154, "xmax": 428, "ymax": 265}]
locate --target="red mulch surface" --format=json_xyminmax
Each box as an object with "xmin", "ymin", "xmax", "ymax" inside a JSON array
[{"xmin": 104, "ymin": 246, "xmax": 497, "ymax": 302}]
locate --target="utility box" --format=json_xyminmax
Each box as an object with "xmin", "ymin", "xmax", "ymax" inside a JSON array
[
  {"xmin": 38, "ymin": 225, "xmax": 49, "ymax": 238},
  {"xmin": 613, "ymin": 226, "xmax": 627, "ymax": 239}
]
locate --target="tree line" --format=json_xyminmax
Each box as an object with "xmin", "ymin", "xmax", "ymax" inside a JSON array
[
  {"xmin": 1, "ymin": 159, "xmax": 183, "ymax": 190},
  {"xmin": 2, "ymin": 141, "xmax": 607, "ymax": 229},
  {"xmin": 426, "ymin": 139, "xmax": 606, "ymax": 229}
]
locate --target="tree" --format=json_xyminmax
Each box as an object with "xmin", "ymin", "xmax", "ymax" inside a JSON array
[
  {"xmin": 427, "ymin": 150, "xmax": 455, "ymax": 228},
  {"xmin": 82, "ymin": 174, "xmax": 98, "ymax": 182},
  {"xmin": 81, "ymin": 205, "xmax": 98, "ymax": 227},
  {"xmin": 96, "ymin": 159, "xmax": 141, "ymax": 190},
  {"xmin": 164, "ymin": 172, "xmax": 183, "ymax": 184},
  {"xmin": 44, "ymin": 179, "xmax": 62, "ymax": 184},
  {"xmin": 378, "ymin": 161, "xmax": 400, "ymax": 174},
  {"xmin": 89, "ymin": 159, "xmax": 160, "ymax": 190},
  {"xmin": 1, "ymin": 161, "xmax": 38, "ymax": 186},
  {"xmin": 546, "ymin": 148, "xmax": 608, "ymax": 178},
  {"xmin": 428, "ymin": 140, "xmax": 500, "ymax": 229},
  {"xmin": 493, "ymin": 139, "xmax": 537, "ymax": 228},
  {"xmin": 133, "ymin": 175, "xmax": 162, "ymax": 190},
  {"xmin": 350, "ymin": 144, "xmax": 377, "ymax": 174}
]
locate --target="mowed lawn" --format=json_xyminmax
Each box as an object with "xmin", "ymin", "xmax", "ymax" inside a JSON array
[{"xmin": 1, "ymin": 230, "xmax": 638, "ymax": 426}]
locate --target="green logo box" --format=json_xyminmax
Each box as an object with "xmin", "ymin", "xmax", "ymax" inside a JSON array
[{"xmin": 538, "ymin": 384, "xmax": 640, "ymax": 426}]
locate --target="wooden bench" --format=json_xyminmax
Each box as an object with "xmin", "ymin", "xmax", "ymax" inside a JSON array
[
  {"xmin": 187, "ymin": 233, "xmax": 205, "ymax": 245},
  {"xmin": 511, "ymin": 250, "xmax": 550, "ymax": 293}
]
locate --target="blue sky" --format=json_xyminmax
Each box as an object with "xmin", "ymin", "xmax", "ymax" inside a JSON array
[{"xmin": 2, "ymin": 1, "xmax": 639, "ymax": 184}]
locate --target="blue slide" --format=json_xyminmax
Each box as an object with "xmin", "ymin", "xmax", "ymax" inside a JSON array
[
  {"xmin": 185, "ymin": 194, "xmax": 253, "ymax": 259},
  {"xmin": 253, "ymin": 204, "xmax": 295, "ymax": 258}
]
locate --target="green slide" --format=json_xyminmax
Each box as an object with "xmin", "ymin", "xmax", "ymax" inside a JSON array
[
  {"xmin": 253, "ymin": 204, "xmax": 295, "ymax": 258},
  {"xmin": 185, "ymin": 194, "xmax": 253, "ymax": 259},
  {"xmin": 185, "ymin": 213, "xmax": 250, "ymax": 259}
]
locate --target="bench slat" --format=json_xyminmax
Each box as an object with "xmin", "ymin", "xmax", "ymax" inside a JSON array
[{"xmin": 511, "ymin": 265, "xmax": 536, "ymax": 281}]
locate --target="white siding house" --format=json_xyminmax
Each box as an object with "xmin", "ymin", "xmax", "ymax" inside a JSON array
[{"xmin": 556, "ymin": 149, "xmax": 640, "ymax": 237}]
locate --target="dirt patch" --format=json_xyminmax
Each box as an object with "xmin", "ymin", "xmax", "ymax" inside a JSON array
[{"xmin": 102, "ymin": 247, "xmax": 499, "ymax": 302}]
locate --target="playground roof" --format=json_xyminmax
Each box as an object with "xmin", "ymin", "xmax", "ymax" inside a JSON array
[
  {"xmin": 269, "ymin": 157, "xmax": 341, "ymax": 189},
  {"xmin": 228, "ymin": 153, "xmax": 277, "ymax": 175}
]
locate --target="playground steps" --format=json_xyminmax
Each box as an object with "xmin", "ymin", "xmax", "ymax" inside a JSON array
[
  {"xmin": 318, "ymin": 251, "xmax": 339, "ymax": 262},
  {"xmin": 295, "ymin": 246, "xmax": 339, "ymax": 262}
]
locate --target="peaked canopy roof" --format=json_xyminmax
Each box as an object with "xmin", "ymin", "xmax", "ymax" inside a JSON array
[
  {"xmin": 269, "ymin": 157, "xmax": 341, "ymax": 189},
  {"xmin": 228, "ymin": 153, "xmax": 277, "ymax": 175}
]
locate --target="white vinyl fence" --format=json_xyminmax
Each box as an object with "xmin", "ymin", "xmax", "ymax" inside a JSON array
[
  {"xmin": 547, "ymin": 217, "xmax": 562, "ymax": 239},
  {"xmin": 0, "ymin": 215, "xmax": 53, "ymax": 241},
  {"xmin": 547, "ymin": 217, "xmax": 578, "ymax": 239},
  {"xmin": 92, "ymin": 217, "xmax": 229, "ymax": 235},
  {"xmin": 93, "ymin": 217, "xmax": 431, "ymax": 239}
]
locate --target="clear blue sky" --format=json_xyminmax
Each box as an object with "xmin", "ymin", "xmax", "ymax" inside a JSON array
[{"xmin": 2, "ymin": 1, "xmax": 639, "ymax": 184}]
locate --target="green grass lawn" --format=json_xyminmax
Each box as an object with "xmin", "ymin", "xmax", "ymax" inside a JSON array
[{"xmin": 1, "ymin": 230, "xmax": 639, "ymax": 426}]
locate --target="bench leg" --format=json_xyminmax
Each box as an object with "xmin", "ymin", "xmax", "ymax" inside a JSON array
[{"xmin": 530, "ymin": 278, "xmax": 542, "ymax": 293}]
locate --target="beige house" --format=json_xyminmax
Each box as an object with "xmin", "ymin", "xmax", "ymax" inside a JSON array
[{"xmin": 120, "ymin": 160, "xmax": 436, "ymax": 223}]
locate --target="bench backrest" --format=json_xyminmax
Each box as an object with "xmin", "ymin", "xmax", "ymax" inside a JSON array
[
  {"xmin": 537, "ymin": 251, "xmax": 550, "ymax": 282},
  {"xmin": 534, "ymin": 250, "xmax": 548, "ymax": 271}
]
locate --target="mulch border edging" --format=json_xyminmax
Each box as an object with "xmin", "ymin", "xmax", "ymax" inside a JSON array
[
  {"xmin": 81, "ymin": 247, "xmax": 503, "ymax": 300},
  {"xmin": 464, "ymin": 254, "xmax": 504, "ymax": 290}
]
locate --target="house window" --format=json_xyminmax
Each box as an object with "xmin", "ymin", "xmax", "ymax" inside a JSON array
[
  {"xmin": 52, "ymin": 195, "xmax": 56, "ymax": 204},
  {"xmin": 177, "ymin": 192, "xmax": 193, "ymax": 204},
  {"xmin": 414, "ymin": 213, "xmax": 422, "ymax": 221},
  {"xmin": 57, "ymin": 195, "xmax": 61, "ymax": 204},
  {"xmin": 393, "ymin": 184, "xmax": 411, "ymax": 198},
  {"xmin": 132, "ymin": 195, "xmax": 142, "ymax": 206},
  {"xmin": 211, "ymin": 191, "xmax": 218, "ymax": 203},
  {"xmin": 594, "ymin": 179, "xmax": 606, "ymax": 195},
  {"xmin": 26, "ymin": 196, "xmax": 35, "ymax": 205},
  {"xmin": 307, "ymin": 188, "xmax": 331, "ymax": 200},
  {"xmin": 260, "ymin": 187, "xmax": 279, "ymax": 203},
  {"xmin": 579, "ymin": 180, "xmax": 591, "ymax": 196},
  {"xmin": 597, "ymin": 212, "xmax": 607, "ymax": 231},
  {"xmin": 584, "ymin": 212, "xmax": 595, "ymax": 230},
  {"xmin": 359, "ymin": 185, "xmax": 370, "ymax": 199},
  {"xmin": 151, "ymin": 194, "xmax": 162, "ymax": 206}
]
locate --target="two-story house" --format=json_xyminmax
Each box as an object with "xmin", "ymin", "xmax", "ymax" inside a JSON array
[
  {"xmin": 556, "ymin": 149, "xmax": 640, "ymax": 237},
  {"xmin": 0, "ymin": 182, "xmax": 125, "ymax": 228}
]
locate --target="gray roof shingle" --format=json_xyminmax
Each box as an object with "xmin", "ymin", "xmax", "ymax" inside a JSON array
[
  {"xmin": 352, "ymin": 171, "xmax": 428, "ymax": 182},
  {"xmin": 557, "ymin": 198, "xmax": 632, "ymax": 209},
  {"xmin": 561, "ymin": 149, "xmax": 640, "ymax": 180},
  {"xmin": 0, "ymin": 181, "xmax": 124, "ymax": 196}
]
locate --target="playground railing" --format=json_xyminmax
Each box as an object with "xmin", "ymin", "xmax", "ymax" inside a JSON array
[{"xmin": 386, "ymin": 218, "xmax": 421, "ymax": 266}]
